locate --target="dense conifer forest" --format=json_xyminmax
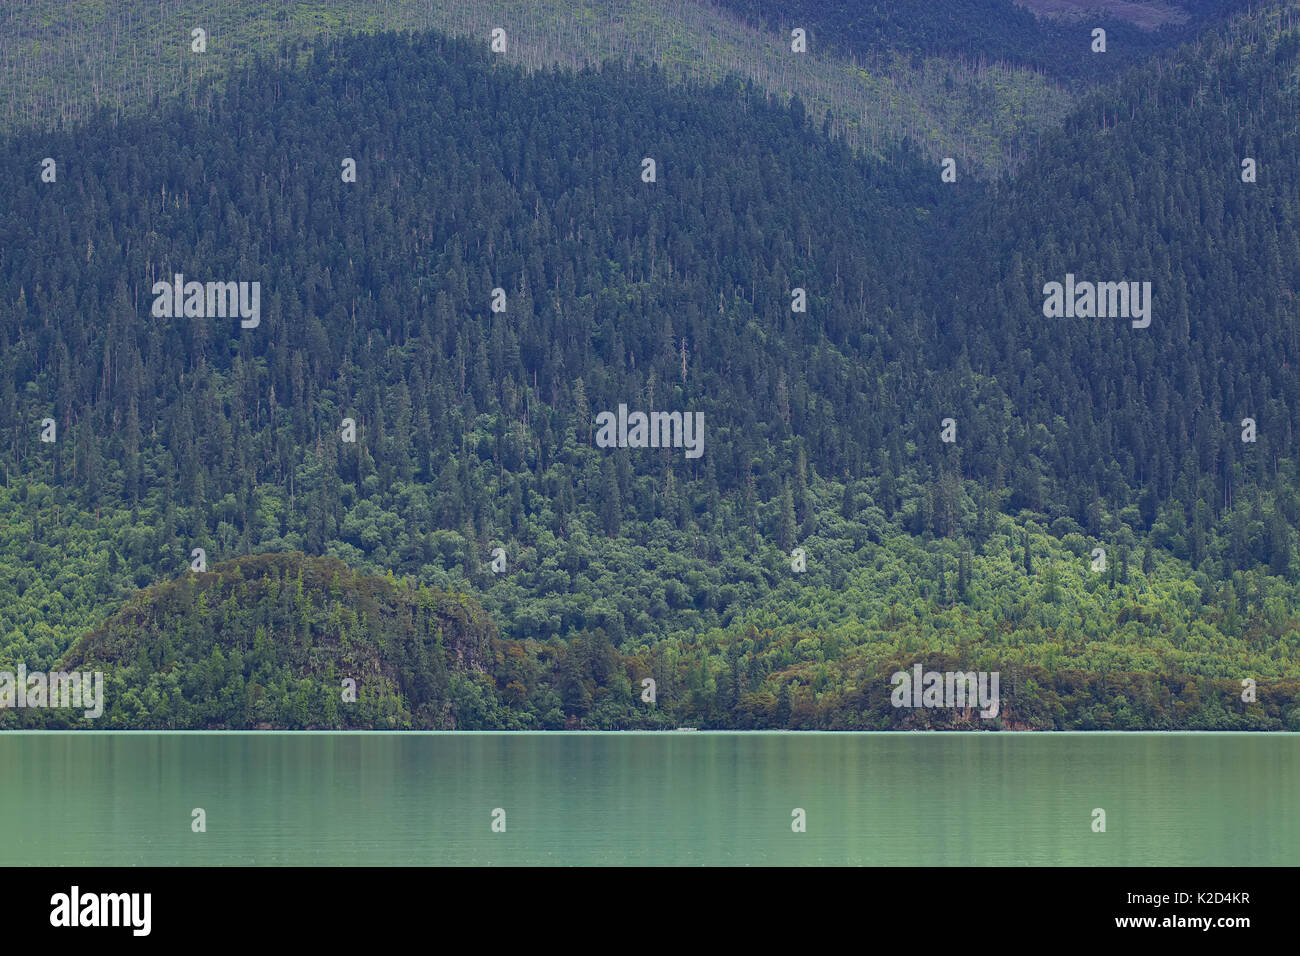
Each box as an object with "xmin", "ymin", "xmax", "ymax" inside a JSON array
[
  {"xmin": 1, "ymin": 3, "xmax": 1299, "ymax": 729},
  {"xmin": 710, "ymin": 0, "xmax": 1243, "ymax": 83},
  {"xmin": 0, "ymin": 0, "xmax": 1213, "ymax": 177}
]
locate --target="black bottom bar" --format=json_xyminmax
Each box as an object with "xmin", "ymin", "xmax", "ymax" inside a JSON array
[{"xmin": 4, "ymin": 866, "xmax": 1280, "ymax": 943}]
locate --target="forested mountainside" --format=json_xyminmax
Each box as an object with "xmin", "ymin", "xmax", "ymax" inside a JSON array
[
  {"xmin": 0, "ymin": 0, "xmax": 1250, "ymax": 177},
  {"xmin": 0, "ymin": 0, "xmax": 1070, "ymax": 178},
  {"xmin": 710, "ymin": 0, "xmax": 1247, "ymax": 84},
  {"xmin": 950, "ymin": 2, "xmax": 1300, "ymax": 521},
  {"xmin": 2, "ymin": 4, "xmax": 1300, "ymax": 730}
]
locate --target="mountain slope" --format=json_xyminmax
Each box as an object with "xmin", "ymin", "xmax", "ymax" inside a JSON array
[
  {"xmin": 0, "ymin": 29, "xmax": 947, "ymax": 667},
  {"xmin": 2, "ymin": 6, "xmax": 1300, "ymax": 730},
  {"xmin": 0, "ymin": 0, "xmax": 1071, "ymax": 176},
  {"xmin": 711, "ymin": 0, "xmax": 1247, "ymax": 84},
  {"xmin": 946, "ymin": 0, "xmax": 1300, "ymax": 520}
]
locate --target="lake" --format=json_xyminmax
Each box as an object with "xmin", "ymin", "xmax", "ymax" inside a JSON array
[{"xmin": 1, "ymin": 732, "xmax": 1295, "ymax": 865}]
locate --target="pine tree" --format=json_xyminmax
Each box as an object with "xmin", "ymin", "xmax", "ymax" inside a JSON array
[
  {"xmin": 778, "ymin": 483, "xmax": 797, "ymax": 553},
  {"xmin": 600, "ymin": 458, "xmax": 622, "ymax": 537}
]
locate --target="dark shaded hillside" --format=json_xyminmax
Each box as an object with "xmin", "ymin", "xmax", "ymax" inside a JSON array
[
  {"xmin": 948, "ymin": 3, "xmax": 1300, "ymax": 533},
  {"xmin": 708, "ymin": 0, "xmax": 1248, "ymax": 85},
  {"xmin": 0, "ymin": 0, "xmax": 1073, "ymax": 178}
]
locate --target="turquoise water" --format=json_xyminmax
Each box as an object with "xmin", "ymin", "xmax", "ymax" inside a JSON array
[{"xmin": 0, "ymin": 732, "xmax": 1295, "ymax": 865}]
